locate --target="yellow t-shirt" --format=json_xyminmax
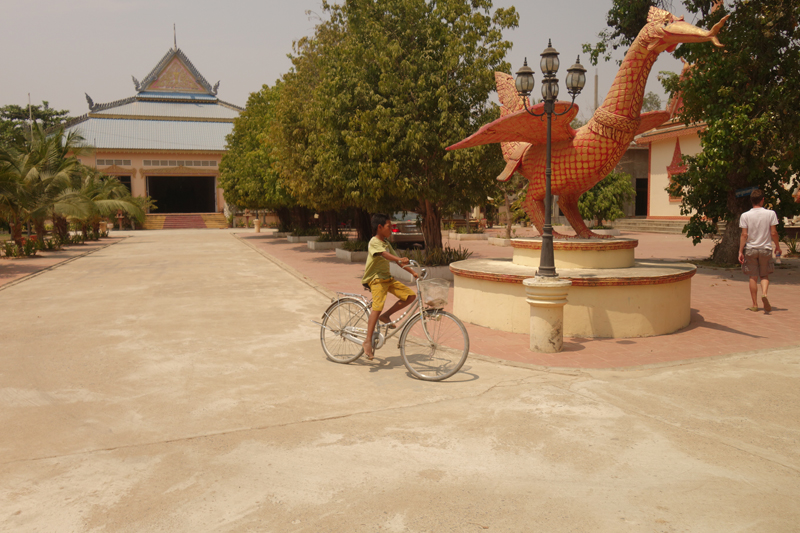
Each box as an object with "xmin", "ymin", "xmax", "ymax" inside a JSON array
[{"xmin": 361, "ymin": 237, "xmax": 398, "ymax": 285}]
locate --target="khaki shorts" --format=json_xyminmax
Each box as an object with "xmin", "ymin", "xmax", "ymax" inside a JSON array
[
  {"xmin": 368, "ymin": 277, "xmax": 415, "ymax": 312},
  {"xmin": 742, "ymin": 248, "xmax": 774, "ymax": 277}
]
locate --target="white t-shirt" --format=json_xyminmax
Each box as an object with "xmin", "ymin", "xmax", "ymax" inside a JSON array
[{"xmin": 739, "ymin": 207, "xmax": 778, "ymax": 251}]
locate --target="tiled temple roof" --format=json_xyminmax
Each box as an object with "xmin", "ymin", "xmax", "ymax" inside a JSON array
[
  {"xmin": 66, "ymin": 48, "xmax": 241, "ymax": 151},
  {"xmin": 138, "ymin": 48, "xmax": 216, "ymax": 95},
  {"xmin": 92, "ymin": 100, "xmax": 240, "ymax": 120},
  {"xmin": 67, "ymin": 119, "xmax": 233, "ymax": 151}
]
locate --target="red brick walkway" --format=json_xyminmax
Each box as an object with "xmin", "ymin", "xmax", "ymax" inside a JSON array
[{"xmin": 239, "ymin": 230, "xmax": 800, "ymax": 369}]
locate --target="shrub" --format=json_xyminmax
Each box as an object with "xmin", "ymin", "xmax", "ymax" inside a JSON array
[
  {"xmin": 316, "ymin": 233, "xmax": 344, "ymax": 243},
  {"xmin": 341, "ymin": 240, "xmax": 368, "ymax": 252},
  {"xmin": 399, "ymin": 245, "xmax": 472, "ymax": 267},
  {"xmin": 455, "ymin": 224, "xmax": 484, "ymax": 234},
  {"xmin": 578, "ymin": 171, "xmax": 635, "ymax": 227},
  {"xmin": 22, "ymin": 239, "xmax": 38, "ymax": 257},
  {"xmin": 3, "ymin": 241, "xmax": 19, "ymax": 257},
  {"xmin": 42, "ymin": 237, "xmax": 61, "ymax": 251},
  {"xmin": 784, "ymin": 235, "xmax": 799, "ymax": 256},
  {"xmin": 291, "ymin": 227, "xmax": 322, "ymax": 237}
]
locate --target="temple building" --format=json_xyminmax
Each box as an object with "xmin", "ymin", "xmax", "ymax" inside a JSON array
[
  {"xmin": 634, "ymin": 88, "xmax": 700, "ymax": 221},
  {"xmin": 65, "ymin": 47, "xmax": 242, "ymax": 223}
]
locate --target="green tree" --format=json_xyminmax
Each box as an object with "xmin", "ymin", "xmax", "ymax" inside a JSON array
[
  {"xmin": 0, "ymin": 124, "xmax": 142, "ymax": 244},
  {"xmin": 220, "ymin": 83, "xmax": 298, "ymax": 230},
  {"xmin": 0, "ymin": 101, "xmax": 71, "ymax": 148},
  {"xmin": 587, "ymin": 0, "xmax": 800, "ymax": 263},
  {"xmin": 578, "ymin": 171, "xmax": 636, "ymax": 228},
  {"xmin": 0, "ymin": 124, "xmax": 88, "ymax": 245},
  {"xmin": 273, "ymin": 0, "xmax": 517, "ymax": 247},
  {"xmin": 331, "ymin": 0, "xmax": 517, "ymax": 248},
  {"xmin": 641, "ymin": 91, "xmax": 662, "ymax": 112},
  {"xmin": 583, "ymin": 0, "xmax": 676, "ymax": 66},
  {"xmin": 71, "ymin": 166, "xmax": 144, "ymax": 237},
  {"xmin": 271, "ymin": 17, "xmax": 365, "ymax": 238}
]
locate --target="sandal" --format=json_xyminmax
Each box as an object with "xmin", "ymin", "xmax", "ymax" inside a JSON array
[
  {"xmin": 762, "ymin": 296, "xmax": 771, "ymax": 314},
  {"xmin": 746, "ymin": 306, "xmax": 759, "ymax": 312}
]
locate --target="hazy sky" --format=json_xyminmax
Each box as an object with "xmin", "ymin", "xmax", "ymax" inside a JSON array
[{"xmin": 1, "ymin": 0, "xmax": 697, "ymax": 122}]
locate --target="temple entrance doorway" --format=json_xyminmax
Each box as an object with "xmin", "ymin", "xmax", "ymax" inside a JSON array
[
  {"xmin": 635, "ymin": 178, "xmax": 648, "ymax": 217},
  {"xmin": 146, "ymin": 176, "xmax": 216, "ymax": 213}
]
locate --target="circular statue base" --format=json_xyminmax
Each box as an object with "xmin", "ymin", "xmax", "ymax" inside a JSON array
[
  {"xmin": 512, "ymin": 237, "xmax": 637, "ymax": 269},
  {"xmin": 450, "ymin": 253, "xmax": 696, "ymax": 339}
]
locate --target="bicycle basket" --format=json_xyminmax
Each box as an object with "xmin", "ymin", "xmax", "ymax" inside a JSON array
[{"xmin": 420, "ymin": 278, "xmax": 449, "ymax": 309}]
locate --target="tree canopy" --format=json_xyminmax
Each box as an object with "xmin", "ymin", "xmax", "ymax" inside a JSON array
[
  {"xmin": 268, "ymin": 0, "xmax": 517, "ymax": 246},
  {"xmin": 641, "ymin": 91, "xmax": 662, "ymax": 112},
  {"xmin": 578, "ymin": 171, "xmax": 636, "ymax": 228},
  {"xmin": 219, "ymin": 83, "xmax": 295, "ymax": 217},
  {"xmin": 0, "ymin": 101, "xmax": 71, "ymax": 148},
  {"xmin": 587, "ymin": 0, "xmax": 800, "ymax": 263}
]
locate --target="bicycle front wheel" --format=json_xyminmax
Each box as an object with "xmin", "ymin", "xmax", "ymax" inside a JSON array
[
  {"xmin": 320, "ymin": 299, "xmax": 369, "ymax": 363},
  {"xmin": 399, "ymin": 310, "xmax": 469, "ymax": 381}
]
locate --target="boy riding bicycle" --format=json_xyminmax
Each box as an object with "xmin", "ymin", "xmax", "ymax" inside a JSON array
[{"xmin": 361, "ymin": 213, "xmax": 419, "ymax": 360}]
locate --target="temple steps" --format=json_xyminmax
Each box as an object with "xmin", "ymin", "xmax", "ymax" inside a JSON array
[
  {"xmin": 143, "ymin": 213, "xmax": 229, "ymax": 230},
  {"xmin": 201, "ymin": 213, "xmax": 229, "ymax": 229},
  {"xmin": 611, "ymin": 219, "xmax": 727, "ymax": 235}
]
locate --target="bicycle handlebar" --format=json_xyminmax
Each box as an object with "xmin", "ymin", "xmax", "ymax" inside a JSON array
[{"xmin": 404, "ymin": 259, "xmax": 428, "ymax": 280}]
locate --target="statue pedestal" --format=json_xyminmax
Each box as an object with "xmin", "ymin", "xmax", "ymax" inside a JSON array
[
  {"xmin": 523, "ymin": 277, "xmax": 572, "ymax": 353},
  {"xmin": 451, "ymin": 238, "xmax": 696, "ymax": 339}
]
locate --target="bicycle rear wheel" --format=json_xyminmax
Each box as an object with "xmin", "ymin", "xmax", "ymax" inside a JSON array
[
  {"xmin": 320, "ymin": 299, "xmax": 369, "ymax": 363},
  {"xmin": 399, "ymin": 310, "xmax": 469, "ymax": 381}
]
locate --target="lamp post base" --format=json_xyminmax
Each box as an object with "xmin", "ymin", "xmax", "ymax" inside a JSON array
[{"xmin": 524, "ymin": 277, "xmax": 572, "ymax": 353}]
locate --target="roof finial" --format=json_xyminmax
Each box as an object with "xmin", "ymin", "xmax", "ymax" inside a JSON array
[{"xmin": 173, "ymin": 23, "xmax": 177, "ymax": 51}]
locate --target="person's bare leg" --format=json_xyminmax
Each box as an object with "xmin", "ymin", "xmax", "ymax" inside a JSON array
[
  {"xmin": 761, "ymin": 276, "xmax": 771, "ymax": 313},
  {"xmin": 380, "ymin": 295, "xmax": 416, "ymax": 325},
  {"xmin": 749, "ymin": 276, "xmax": 759, "ymax": 307},
  {"xmin": 363, "ymin": 309, "xmax": 381, "ymax": 359}
]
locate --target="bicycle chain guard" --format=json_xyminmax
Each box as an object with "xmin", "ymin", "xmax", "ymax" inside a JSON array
[{"xmin": 372, "ymin": 330, "xmax": 386, "ymax": 350}]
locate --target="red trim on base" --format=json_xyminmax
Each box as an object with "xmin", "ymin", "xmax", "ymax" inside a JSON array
[
  {"xmin": 450, "ymin": 266, "xmax": 696, "ymax": 287},
  {"xmin": 511, "ymin": 239, "xmax": 638, "ymax": 252},
  {"xmin": 450, "ymin": 265, "xmax": 697, "ymax": 287}
]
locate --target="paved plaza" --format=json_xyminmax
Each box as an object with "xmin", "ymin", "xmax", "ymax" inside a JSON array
[{"xmin": 1, "ymin": 229, "xmax": 799, "ymax": 531}]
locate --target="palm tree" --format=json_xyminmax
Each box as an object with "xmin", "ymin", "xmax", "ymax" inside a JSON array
[
  {"xmin": 0, "ymin": 163, "xmax": 23, "ymax": 242},
  {"xmin": 0, "ymin": 124, "xmax": 90, "ymax": 245},
  {"xmin": 71, "ymin": 166, "xmax": 144, "ymax": 238}
]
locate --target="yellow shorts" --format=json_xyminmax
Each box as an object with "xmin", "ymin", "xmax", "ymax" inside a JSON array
[{"xmin": 368, "ymin": 277, "xmax": 415, "ymax": 312}]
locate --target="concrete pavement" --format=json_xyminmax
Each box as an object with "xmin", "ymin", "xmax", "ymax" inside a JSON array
[
  {"xmin": 1, "ymin": 230, "xmax": 798, "ymax": 532},
  {"xmin": 239, "ymin": 229, "xmax": 800, "ymax": 369}
]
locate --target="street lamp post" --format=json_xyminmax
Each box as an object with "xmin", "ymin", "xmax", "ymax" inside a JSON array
[{"xmin": 515, "ymin": 40, "xmax": 586, "ymax": 277}]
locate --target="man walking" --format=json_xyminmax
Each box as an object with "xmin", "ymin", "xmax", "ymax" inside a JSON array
[{"xmin": 738, "ymin": 189, "xmax": 781, "ymax": 313}]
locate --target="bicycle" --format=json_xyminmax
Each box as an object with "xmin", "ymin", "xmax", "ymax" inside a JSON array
[{"xmin": 315, "ymin": 260, "xmax": 470, "ymax": 381}]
